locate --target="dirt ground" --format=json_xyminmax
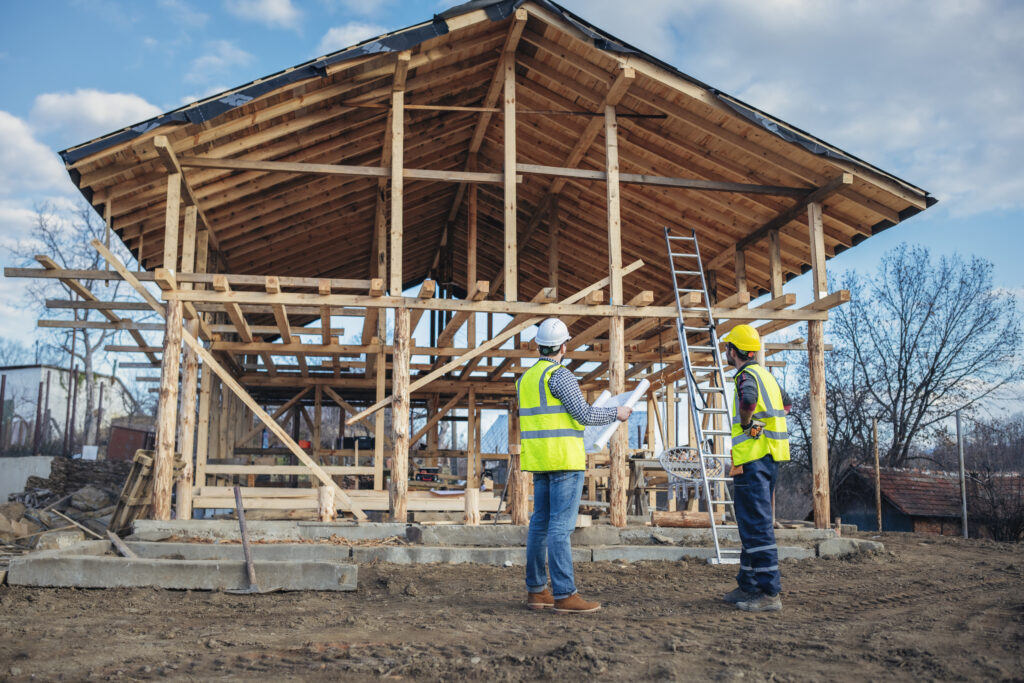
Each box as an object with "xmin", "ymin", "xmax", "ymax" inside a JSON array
[{"xmin": 1, "ymin": 531, "xmax": 1022, "ymax": 681}]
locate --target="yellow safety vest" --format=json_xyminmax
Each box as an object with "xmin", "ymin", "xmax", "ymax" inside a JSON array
[
  {"xmin": 730, "ymin": 363, "xmax": 790, "ymax": 466},
  {"xmin": 516, "ymin": 359, "xmax": 586, "ymax": 471}
]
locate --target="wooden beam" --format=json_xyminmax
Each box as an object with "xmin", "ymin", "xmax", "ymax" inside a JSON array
[
  {"xmin": 516, "ymin": 163, "xmax": 808, "ymax": 196},
  {"xmin": 389, "ymin": 83, "xmax": 404, "ymax": 295},
  {"xmin": 705, "ymin": 173, "xmax": 853, "ymax": 271}
]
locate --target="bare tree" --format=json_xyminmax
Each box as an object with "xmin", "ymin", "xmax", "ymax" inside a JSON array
[
  {"xmin": 13, "ymin": 201, "xmax": 150, "ymax": 445},
  {"xmin": 783, "ymin": 244, "xmax": 1022, "ymax": 500},
  {"xmin": 0, "ymin": 337, "xmax": 33, "ymax": 366}
]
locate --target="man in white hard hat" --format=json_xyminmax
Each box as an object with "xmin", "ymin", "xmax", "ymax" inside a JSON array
[{"xmin": 516, "ymin": 318, "xmax": 632, "ymax": 614}]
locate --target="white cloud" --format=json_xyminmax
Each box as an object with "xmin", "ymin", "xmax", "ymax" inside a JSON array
[
  {"xmin": 321, "ymin": 0, "xmax": 392, "ymax": 16},
  {"xmin": 0, "ymin": 113, "xmax": 74, "ymax": 199},
  {"xmin": 186, "ymin": 40, "xmax": 255, "ymax": 83},
  {"xmin": 316, "ymin": 22, "xmax": 386, "ymax": 55},
  {"xmin": 179, "ymin": 85, "xmax": 230, "ymax": 106},
  {"xmin": 159, "ymin": 0, "xmax": 209, "ymax": 28},
  {"xmin": 559, "ymin": 0, "xmax": 1024, "ymax": 217},
  {"xmin": 29, "ymin": 89, "xmax": 163, "ymax": 147},
  {"xmin": 225, "ymin": 0, "xmax": 301, "ymax": 30}
]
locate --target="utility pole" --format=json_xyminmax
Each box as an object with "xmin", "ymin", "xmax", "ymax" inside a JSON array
[
  {"xmin": 873, "ymin": 418, "xmax": 882, "ymax": 532},
  {"xmin": 955, "ymin": 410, "xmax": 968, "ymax": 539}
]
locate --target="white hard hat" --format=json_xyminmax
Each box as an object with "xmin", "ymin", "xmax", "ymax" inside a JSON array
[{"xmin": 536, "ymin": 318, "xmax": 570, "ymax": 347}]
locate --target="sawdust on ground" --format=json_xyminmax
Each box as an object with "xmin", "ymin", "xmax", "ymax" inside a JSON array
[{"xmin": 1, "ymin": 531, "xmax": 1021, "ymax": 681}]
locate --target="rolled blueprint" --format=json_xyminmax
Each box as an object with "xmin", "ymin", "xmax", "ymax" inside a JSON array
[
  {"xmin": 593, "ymin": 379, "xmax": 651, "ymax": 450},
  {"xmin": 591, "ymin": 389, "xmax": 613, "ymax": 408}
]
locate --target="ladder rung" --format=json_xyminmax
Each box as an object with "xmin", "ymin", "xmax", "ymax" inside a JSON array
[
  {"xmin": 673, "ymin": 270, "xmax": 702, "ymax": 276},
  {"xmin": 709, "ymin": 500, "xmax": 735, "ymax": 506},
  {"xmin": 706, "ymin": 476, "xmax": 733, "ymax": 482},
  {"xmin": 703, "ymin": 429, "xmax": 731, "ymax": 436},
  {"xmin": 670, "ymin": 252, "xmax": 698, "ymax": 258},
  {"xmin": 667, "ymin": 235, "xmax": 695, "ymax": 241},
  {"xmin": 676, "ymin": 288, "xmax": 703, "ymax": 293},
  {"xmin": 683, "ymin": 325, "xmax": 710, "ymax": 332},
  {"xmin": 698, "ymin": 386, "xmax": 725, "ymax": 393},
  {"xmin": 697, "ymin": 408, "xmax": 729, "ymax": 414},
  {"xmin": 689, "ymin": 345, "xmax": 715, "ymax": 352}
]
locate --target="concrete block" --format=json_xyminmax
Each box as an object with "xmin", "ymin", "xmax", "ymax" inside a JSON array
[
  {"xmin": 7, "ymin": 554, "xmax": 357, "ymax": 591},
  {"xmin": 130, "ymin": 520, "xmax": 407, "ymax": 543},
  {"xmin": 571, "ymin": 526, "xmax": 624, "ymax": 546},
  {"xmin": 33, "ymin": 530, "xmax": 85, "ymax": 551},
  {"xmin": 351, "ymin": 545, "xmax": 590, "ymax": 566},
  {"xmin": 817, "ymin": 537, "xmax": 884, "ymax": 558},
  {"xmin": 778, "ymin": 546, "xmax": 816, "ymax": 561},
  {"xmin": 406, "ymin": 524, "xmax": 527, "ymax": 547},
  {"xmin": 592, "ymin": 546, "xmax": 716, "ymax": 562},
  {"xmin": 125, "ymin": 542, "xmax": 354, "ymax": 562}
]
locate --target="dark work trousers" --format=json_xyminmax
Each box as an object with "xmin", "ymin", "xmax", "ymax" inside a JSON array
[{"xmin": 732, "ymin": 454, "xmax": 781, "ymax": 596}]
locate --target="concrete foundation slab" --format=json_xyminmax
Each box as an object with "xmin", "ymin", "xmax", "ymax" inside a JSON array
[
  {"xmin": 7, "ymin": 541, "xmax": 358, "ymax": 591},
  {"xmin": 130, "ymin": 520, "xmax": 407, "ymax": 542}
]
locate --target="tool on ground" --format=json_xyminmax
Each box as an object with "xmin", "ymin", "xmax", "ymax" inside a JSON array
[
  {"xmin": 658, "ymin": 227, "xmax": 739, "ymax": 564},
  {"xmin": 227, "ymin": 485, "xmax": 278, "ymax": 594}
]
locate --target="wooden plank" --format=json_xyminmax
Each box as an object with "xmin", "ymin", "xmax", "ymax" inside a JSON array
[
  {"xmin": 177, "ymin": 156, "xmax": 506, "ymax": 184},
  {"xmin": 504, "ymin": 47, "xmax": 517, "ymax": 302},
  {"xmin": 389, "ymin": 85, "xmax": 404, "ymax": 295},
  {"xmin": 516, "ymin": 164, "xmax": 807, "ymax": 196}
]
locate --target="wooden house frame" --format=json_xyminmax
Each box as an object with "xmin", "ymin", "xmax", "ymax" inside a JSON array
[{"xmin": 7, "ymin": 1, "xmax": 933, "ymax": 527}]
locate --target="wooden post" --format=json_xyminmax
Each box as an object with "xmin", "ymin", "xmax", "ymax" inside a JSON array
[
  {"xmin": 465, "ymin": 387, "xmax": 480, "ymax": 525},
  {"xmin": 548, "ymin": 196, "xmax": 560, "ymax": 292},
  {"xmin": 195, "ymin": 365, "xmax": 212, "ymax": 488},
  {"xmin": 427, "ymin": 394, "xmax": 439, "ymax": 466},
  {"xmin": 873, "ymin": 417, "xmax": 881, "ymax": 532},
  {"xmin": 389, "ymin": 87, "xmax": 404, "ymax": 296},
  {"xmin": 313, "ymin": 384, "xmax": 323, "ymax": 462},
  {"xmin": 768, "ymin": 229, "xmax": 783, "ymax": 298},
  {"xmin": 503, "ymin": 49, "xmax": 517, "ymax": 302},
  {"xmin": 467, "ymin": 154, "xmax": 478, "ymax": 350},
  {"xmin": 734, "ymin": 249, "xmax": 748, "ymax": 295},
  {"xmin": 175, "ymin": 206, "xmax": 199, "ymax": 519},
  {"xmin": 605, "ymin": 104, "xmax": 628, "ymax": 527},
  {"xmin": 389, "ymin": 307, "xmax": 410, "ymax": 521},
  {"xmin": 163, "ymin": 173, "xmax": 181, "ymax": 272},
  {"xmin": 318, "ymin": 485, "xmax": 337, "ymax": 522},
  {"xmin": 374, "ymin": 338, "xmax": 386, "ymax": 490},
  {"xmin": 807, "ymin": 201, "xmax": 830, "ymax": 528},
  {"xmin": 507, "ymin": 401, "xmax": 529, "ymax": 524},
  {"xmin": 153, "ymin": 299, "xmax": 182, "ymax": 520}
]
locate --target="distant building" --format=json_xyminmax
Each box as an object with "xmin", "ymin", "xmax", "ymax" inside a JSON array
[
  {"xmin": 834, "ymin": 466, "xmax": 967, "ymax": 535},
  {"xmin": 0, "ymin": 364, "xmax": 139, "ymax": 454}
]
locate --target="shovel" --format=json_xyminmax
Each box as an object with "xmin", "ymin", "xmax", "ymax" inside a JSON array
[{"xmin": 227, "ymin": 485, "xmax": 279, "ymax": 594}]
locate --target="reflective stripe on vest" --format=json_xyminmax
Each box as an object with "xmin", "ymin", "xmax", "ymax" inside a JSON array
[
  {"xmin": 730, "ymin": 363, "xmax": 790, "ymax": 466},
  {"xmin": 516, "ymin": 359, "xmax": 586, "ymax": 471}
]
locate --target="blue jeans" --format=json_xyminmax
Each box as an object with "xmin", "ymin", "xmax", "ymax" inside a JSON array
[
  {"xmin": 526, "ymin": 470, "xmax": 584, "ymax": 599},
  {"xmin": 733, "ymin": 455, "xmax": 781, "ymax": 596}
]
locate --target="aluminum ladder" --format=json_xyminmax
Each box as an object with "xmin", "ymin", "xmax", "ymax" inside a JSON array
[{"xmin": 660, "ymin": 226, "xmax": 740, "ymax": 565}]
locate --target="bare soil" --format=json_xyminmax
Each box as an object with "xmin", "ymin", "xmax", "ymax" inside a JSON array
[{"xmin": 1, "ymin": 532, "xmax": 1022, "ymax": 681}]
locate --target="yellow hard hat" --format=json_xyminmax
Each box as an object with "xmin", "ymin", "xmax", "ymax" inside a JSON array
[{"xmin": 722, "ymin": 324, "xmax": 761, "ymax": 352}]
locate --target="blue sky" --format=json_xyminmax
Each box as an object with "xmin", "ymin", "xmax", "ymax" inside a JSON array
[{"xmin": 1, "ymin": 0, "xmax": 1022, "ymax": 351}]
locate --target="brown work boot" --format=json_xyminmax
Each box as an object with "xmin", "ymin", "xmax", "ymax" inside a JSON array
[
  {"xmin": 553, "ymin": 593, "xmax": 601, "ymax": 614},
  {"xmin": 526, "ymin": 589, "xmax": 554, "ymax": 610}
]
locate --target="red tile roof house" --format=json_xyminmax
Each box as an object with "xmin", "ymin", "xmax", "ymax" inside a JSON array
[{"xmin": 832, "ymin": 466, "xmax": 1024, "ymax": 539}]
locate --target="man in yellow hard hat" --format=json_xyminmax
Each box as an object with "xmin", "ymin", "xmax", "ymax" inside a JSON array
[
  {"xmin": 720, "ymin": 324, "xmax": 791, "ymax": 613},
  {"xmin": 516, "ymin": 318, "xmax": 632, "ymax": 614}
]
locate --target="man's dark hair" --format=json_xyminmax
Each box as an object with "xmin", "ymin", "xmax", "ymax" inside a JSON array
[
  {"xmin": 539, "ymin": 344, "xmax": 561, "ymax": 357},
  {"xmin": 727, "ymin": 342, "xmax": 754, "ymax": 360}
]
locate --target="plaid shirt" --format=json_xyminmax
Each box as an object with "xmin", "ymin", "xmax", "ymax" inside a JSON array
[{"xmin": 539, "ymin": 357, "xmax": 619, "ymax": 426}]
